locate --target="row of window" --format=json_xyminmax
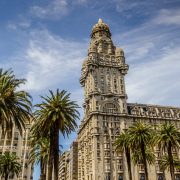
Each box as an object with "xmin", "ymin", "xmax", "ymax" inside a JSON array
[{"xmin": 105, "ymin": 174, "xmax": 180, "ymax": 180}]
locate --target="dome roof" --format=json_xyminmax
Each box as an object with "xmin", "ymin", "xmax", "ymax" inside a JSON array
[{"xmin": 91, "ymin": 19, "xmax": 111, "ymax": 37}]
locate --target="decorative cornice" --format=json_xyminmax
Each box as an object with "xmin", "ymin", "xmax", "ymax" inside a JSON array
[{"xmin": 127, "ymin": 103, "xmax": 180, "ymax": 120}]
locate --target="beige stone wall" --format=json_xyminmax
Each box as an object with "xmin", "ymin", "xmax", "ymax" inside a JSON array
[
  {"xmin": 59, "ymin": 142, "xmax": 78, "ymax": 180},
  {"xmin": 0, "ymin": 123, "xmax": 33, "ymax": 180},
  {"xmin": 59, "ymin": 151, "xmax": 70, "ymax": 180}
]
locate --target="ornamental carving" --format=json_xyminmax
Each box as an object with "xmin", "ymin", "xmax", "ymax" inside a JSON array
[{"xmin": 127, "ymin": 103, "xmax": 180, "ymax": 120}]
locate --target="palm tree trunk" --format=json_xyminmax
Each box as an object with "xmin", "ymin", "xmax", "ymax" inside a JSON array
[
  {"xmin": 40, "ymin": 174, "xmax": 46, "ymax": 180},
  {"xmin": 48, "ymin": 129, "xmax": 54, "ymax": 180},
  {"xmin": 44, "ymin": 162, "xmax": 47, "ymax": 179},
  {"xmin": 125, "ymin": 147, "xmax": 133, "ymax": 180},
  {"xmin": 53, "ymin": 122, "xmax": 59, "ymax": 180},
  {"xmin": 40, "ymin": 158, "xmax": 45, "ymax": 180},
  {"xmin": 141, "ymin": 143, "xmax": 149, "ymax": 180},
  {"xmin": 5, "ymin": 174, "xmax": 8, "ymax": 180},
  {"xmin": 163, "ymin": 170, "xmax": 166, "ymax": 180},
  {"xmin": 40, "ymin": 158, "xmax": 43, "ymax": 180},
  {"xmin": 168, "ymin": 142, "xmax": 175, "ymax": 180}
]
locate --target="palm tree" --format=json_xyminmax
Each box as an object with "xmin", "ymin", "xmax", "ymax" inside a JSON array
[
  {"xmin": 114, "ymin": 131, "xmax": 132, "ymax": 180},
  {"xmin": 160, "ymin": 154, "xmax": 180, "ymax": 172},
  {"xmin": 29, "ymin": 135, "xmax": 50, "ymax": 180},
  {"xmin": 128, "ymin": 121, "xmax": 156, "ymax": 180},
  {"xmin": 0, "ymin": 152, "xmax": 22, "ymax": 180},
  {"xmin": 132, "ymin": 147, "xmax": 155, "ymax": 166},
  {"xmin": 0, "ymin": 69, "xmax": 32, "ymax": 135},
  {"xmin": 33, "ymin": 89, "xmax": 80, "ymax": 180},
  {"xmin": 157, "ymin": 123, "xmax": 180, "ymax": 180}
]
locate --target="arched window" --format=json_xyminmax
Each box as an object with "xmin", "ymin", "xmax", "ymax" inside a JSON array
[
  {"xmin": 118, "ymin": 174, "xmax": 123, "ymax": 180},
  {"xmin": 140, "ymin": 174, "xmax": 145, "ymax": 180},
  {"xmin": 158, "ymin": 175, "xmax": 164, "ymax": 180},
  {"xmin": 103, "ymin": 103, "xmax": 118, "ymax": 113}
]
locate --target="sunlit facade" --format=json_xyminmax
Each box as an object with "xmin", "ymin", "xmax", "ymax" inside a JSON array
[
  {"xmin": 59, "ymin": 19, "xmax": 180, "ymax": 180},
  {"xmin": 0, "ymin": 123, "xmax": 33, "ymax": 180}
]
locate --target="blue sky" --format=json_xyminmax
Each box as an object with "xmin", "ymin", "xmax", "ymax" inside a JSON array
[{"xmin": 0, "ymin": 0, "xmax": 180, "ymax": 179}]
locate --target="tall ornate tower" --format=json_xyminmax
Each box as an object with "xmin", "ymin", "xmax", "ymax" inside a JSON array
[
  {"xmin": 78, "ymin": 19, "xmax": 129, "ymax": 180},
  {"xmin": 59, "ymin": 18, "xmax": 180, "ymax": 180}
]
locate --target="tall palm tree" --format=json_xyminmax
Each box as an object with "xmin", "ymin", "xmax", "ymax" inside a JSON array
[
  {"xmin": 33, "ymin": 89, "xmax": 80, "ymax": 180},
  {"xmin": 157, "ymin": 123, "xmax": 180, "ymax": 180},
  {"xmin": 29, "ymin": 135, "xmax": 50, "ymax": 180},
  {"xmin": 0, "ymin": 69, "xmax": 32, "ymax": 135},
  {"xmin": 114, "ymin": 131, "xmax": 132, "ymax": 180},
  {"xmin": 0, "ymin": 152, "xmax": 22, "ymax": 180},
  {"xmin": 128, "ymin": 121, "xmax": 156, "ymax": 180},
  {"xmin": 160, "ymin": 154, "xmax": 180, "ymax": 172}
]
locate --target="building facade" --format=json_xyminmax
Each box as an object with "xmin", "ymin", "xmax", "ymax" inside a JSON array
[
  {"xmin": 59, "ymin": 141, "xmax": 78, "ymax": 180},
  {"xmin": 60, "ymin": 19, "xmax": 180, "ymax": 180},
  {"xmin": 59, "ymin": 142, "xmax": 78, "ymax": 180},
  {"xmin": 0, "ymin": 122, "xmax": 33, "ymax": 180},
  {"xmin": 59, "ymin": 151, "xmax": 70, "ymax": 180}
]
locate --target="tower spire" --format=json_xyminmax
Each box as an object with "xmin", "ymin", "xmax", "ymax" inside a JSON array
[
  {"xmin": 91, "ymin": 18, "xmax": 111, "ymax": 38},
  {"xmin": 98, "ymin": 18, "xmax": 103, "ymax": 24}
]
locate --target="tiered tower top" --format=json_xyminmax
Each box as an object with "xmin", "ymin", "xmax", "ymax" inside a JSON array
[
  {"xmin": 91, "ymin": 18, "xmax": 111, "ymax": 38},
  {"xmin": 80, "ymin": 19, "xmax": 129, "ymax": 87}
]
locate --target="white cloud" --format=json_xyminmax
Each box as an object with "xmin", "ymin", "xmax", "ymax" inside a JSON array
[
  {"xmin": 114, "ymin": 0, "xmax": 140, "ymax": 13},
  {"xmin": 30, "ymin": 0, "xmax": 69, "ymax": 19},
  {"xmin": 111, "ymin": 8, "xmax": 180, "ymax": 107},
  {"xmin": 18, "ymin": 21, "xmax": 31, "ymax": 28},
  {"xmin": 153, "ymin": 9, "xmax": 180, "ymax": 26},
  {"xmin": 7, "ymin": 19, "xmax": 31, "ymax": 30},
  {"xmin": 113, "ymin": 9, "xmax": 180, "ymax": 63},
  {"xmin": 74, "ymin": 0, "xmax": 88, "ymax": 4},
  {"xmin": 23, "ymin": 30, "xmax": 87, "ymax": 91},
  {"xmin": 126, "ymin": 46, "xmax": 180, "ymax": 106},
  {"xmin": 30, "ymin": 0, "xmax": 89, "ymax": 19},
  {"xmin": 7, "ymin": 23, "xmax": 17, "ymax": 30}
]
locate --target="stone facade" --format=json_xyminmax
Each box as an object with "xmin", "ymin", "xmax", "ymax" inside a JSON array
[
  {"xmin": 59, "ymin": 142, "xmax": 78, "ymax": 180},
  {"xmin": 59, "ymin": 151, "xmax": 70, "ymax": 180},
  {"xmin": 0, "ymin": 122, "xmax": 33, "ymax": 180},
  {"xmin": 59, "ymin": 19, "xmax": 180, "ymax": 180}
]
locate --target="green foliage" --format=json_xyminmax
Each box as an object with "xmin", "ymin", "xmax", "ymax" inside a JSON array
[
  {"xmin": 160, "ymin": 155, "xmax": 180, "ymax": 171},
  {"xmin": 157, "ymin": 123, "xmax": 180, "ymax": 152},
  {"xmin": 32, "ymin": 89, "xmax": 79, "ymax": 138},
  {"xmin": 132, "ymin": 148, "xmax": 155, "ymax": 165},
  {"xmin": 0, "ymin": 69, "xmax": 32, "ymax": 135},
  {"xmin": 0, "ymin": 152, "xmax": 22, "ymax": 180},
  {"xmin": 157, "ymin": 123, "xmax": 180, "ymax": 180},
  {"xmin": 114, "ymin": 131, "xmax": 133, "ymax": 180},
  {"xmin": 31, "ymin": 89, "xmax": 80, "ymax": 180},
  {"xmin": 114, "ymin": 131, "xmax": 130, "ymax": 152},
  {"xmin": 128, "ymin": 121, "xmax": 156, "ymax": 150},
  {"xmin": 29, "ymin": 136, "xmax": 50, "ymax": 165},
  {"xmin": 127, "ymin": 121, "xmax": 156, "ymax": 180}
]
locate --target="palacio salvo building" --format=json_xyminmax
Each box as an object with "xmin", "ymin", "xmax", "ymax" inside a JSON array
[{"xmin": 59, "ymin": 19, "xmax": 180, "ymax": 180}]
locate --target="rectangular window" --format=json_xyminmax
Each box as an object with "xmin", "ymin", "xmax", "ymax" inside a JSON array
[
  {"xmin": 96, "ymin": 101, "xmax": 99, "ymax": 111},
  {"xmin": 97, "ymin": 143, "xmax": 100, "ymax": 149}
]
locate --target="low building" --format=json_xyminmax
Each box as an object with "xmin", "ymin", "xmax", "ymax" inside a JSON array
[
  {"xmin": 59, "ymin": 151, "xmax": 69, "ymax": 180},
  {"xmin": 59, "ymin": 142, "xmax": 78, "ymax": 180},
  {"xmin": 0, "ymin": 122, "xmax": 33, "ymax": 180}
]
